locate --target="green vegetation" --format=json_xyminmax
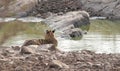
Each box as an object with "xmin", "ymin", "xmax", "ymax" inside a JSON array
[
  {"xmin": 90, "ymin": 20, "xmax": 120, "ymax": 35},
  {"xmin": 0, "ymin": 21, "xmax": 49, "ymax": 44}
]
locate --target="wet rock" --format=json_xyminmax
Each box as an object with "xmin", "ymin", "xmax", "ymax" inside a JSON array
[
  {"xmin": 50, "ymin": 60, "xmax": 69, "ymax": 69},
  {"xmin": 20, "ymin": 46, "xmax": 35, "ymax": 54},
  {"xmin": 69, "ymin": 28, "xmax": 83, "ymax": 39}
]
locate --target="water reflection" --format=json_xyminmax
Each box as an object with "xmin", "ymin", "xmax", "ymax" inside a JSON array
[
  {"xmin": 58, "ymin": 20, "xmax": 120, "ymax": 53},
  {"xmin": 0, "ymin": 19, "xmax": 120, "ymax": 53},
  {"xmin": 0, "ymin": 21, "xmax": 49, "ymax": 45},
  {"xmin": 58, "ymin": 34, "xmax": 120, "ymax": 53}
]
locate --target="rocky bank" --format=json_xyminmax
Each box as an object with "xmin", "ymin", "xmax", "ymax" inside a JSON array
[
  {"xmin": 0, "ymin": 0, "xmax": 120, "ymax": 19},
  {"xmin": 28, "ymin": 0, "xmax": 120, "ymax": 19},
  {"xmin": 0, "ymin": 45, "xmax": 120, "ymax": 71}
]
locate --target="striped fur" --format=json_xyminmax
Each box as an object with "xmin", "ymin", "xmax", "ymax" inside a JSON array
[{"xmin": 22, "ymin": 30, "xmax": 58, "ymax": 49}]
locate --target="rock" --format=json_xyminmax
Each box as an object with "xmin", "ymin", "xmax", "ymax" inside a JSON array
[
  {"xmin": 63, "ymin": 28, "xmax": 83, "ymax": 39},
  {"xmin": 46, "ymin": 11, "xmax": 90, "ymax": 28},
  {"xmin": 81, "ymin": 50, "xmax": 95, "ymax": 55},
  {"xmin": 0, "ymin": 47, "xmax": 120, "ymax": 71},
  {"xmin": 15, "ymin": 66, "xmax": 25, "ymax": 71},
  {"xmin": 50, "ymin": 60, "xmax": 69, "ymax": 69},
  {"xmin": 11, "ymin": 46, "xmax": 21, "ymax": 51},
  {"xmin": 0, "ymin": 0, "xmax": 36, "ymax": 17},
  {"xmin": 0, "ymin": 0, "xmax": 120, "ymax": 19},
  {"xmin": 27, "ymin": 0, "xmax": 120, "ymax": 19},
  {"xmin": 92, "ymin": 63, "xmax": 102, "ymax": 69},
  {"xmin": 27, "ymin": 0, "xmax": 82, "ymax": 18},
  {"xmin": 0, "ymin": 54, "xmax": 4, "ymax": 59},
  {"xmin": 45, "ymin": 11, "xmax": 90, "ymax": 39},
  {"xmin": 1, "ymin": 49, "xmax": 10, "ymax": 56},
  {"xmin": 15, "ymin": 12, "xmax": 28, "ymax": 18},
  {"xmin": 69, "ymin": 28, "xmax": 83, "ymax": 38},
  {"xmin": 81, "ymin": 0, "xmax": 120, "ymax": 19},
  {"xmin": 20, "ymin": 46, "xmax": 35, "ymax": 54}
]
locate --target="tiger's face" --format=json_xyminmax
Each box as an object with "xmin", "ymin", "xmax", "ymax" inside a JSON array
[{"xmin": 45, "ymin": 30, "xmax": 55, "ymax": 40}]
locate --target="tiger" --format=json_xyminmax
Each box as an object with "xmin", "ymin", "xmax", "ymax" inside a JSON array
[{"xmin": 21, "ymin": 30, "xmax": 58, "ymax": 50}]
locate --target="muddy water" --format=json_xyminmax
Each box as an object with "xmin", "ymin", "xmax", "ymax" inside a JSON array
[{"xmin": 0, "ymin": 18, "xmax": 120, "ymax": 53}]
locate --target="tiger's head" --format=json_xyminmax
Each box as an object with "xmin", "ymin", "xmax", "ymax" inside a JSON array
[{"xmin": 45, "ymin": 30, "xmax": 56, "ymax": 40}]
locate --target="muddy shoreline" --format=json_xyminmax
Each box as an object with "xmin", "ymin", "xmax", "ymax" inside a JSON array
[{"xmin": 0, "ymin": 46, "xmax": 120, "ymax": 71}]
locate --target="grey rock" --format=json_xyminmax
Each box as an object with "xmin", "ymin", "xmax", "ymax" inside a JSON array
[
  {"xmin": 27, "ymin": 0, "xmax": 120, "ymax": 19},
  {"xmin": 15, "ymin": 12, "xmax": 28, "ymax": 18},
  {"xmin": 45, "ymin": 11, "xmax": 90, "ymax": 39},
  {"xmin": 11, "ymin": 46, "xmax": 20, "ymax": 51},
  {"xmin": 0, "ymin": 0, "xmax": 120, "ymax": 19},
  {"xmin": 15, "ymin": 66, "xmax": 25, "ymax": 71},
  {"xmin": 27, "ymin": 0, "xmax": 82, "ymax": 17},
  {"xmin": 20, "ymin": 46, "xmax": 35, "ymax": 54},
  {"xmin": 1, "ymin": 49, "xmax": 10, "ymax": 56},
  {"xmin": 50, "ymin": 60, "xmax": 69, "ymax": 69},
  {"xmin": 81, "ymin": 0, "xmax": 120, "ymax": 19}
]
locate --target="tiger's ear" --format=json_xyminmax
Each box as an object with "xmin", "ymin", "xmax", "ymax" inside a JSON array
[
  {"xmin": 46, "ymin": 30, "xmax": 49, "ymax": 34},
  {"xmin": 52, "ymin": 29, "xmax": 55, "ymax": 33}
]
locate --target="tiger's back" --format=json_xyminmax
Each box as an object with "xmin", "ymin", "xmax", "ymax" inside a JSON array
[
  {"xmin": 22, "ymin": 30, "xmax": 58, "ymax": 49},
  {"xmin": 22, "ymin": 39, "xmax": 53, "ymax": 46}
]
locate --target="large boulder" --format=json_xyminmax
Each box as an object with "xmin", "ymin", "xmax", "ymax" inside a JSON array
[
  {"xmin": 81, "ymin": 0, "xmax": 120, "ymax": 19},
  {"xmin": 0, "ymin": 0, "xmax": 36, "ymax": 17},
  {"xmin": 45, "ymin": 11, "xmax": 90, "ymax": 39}
]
